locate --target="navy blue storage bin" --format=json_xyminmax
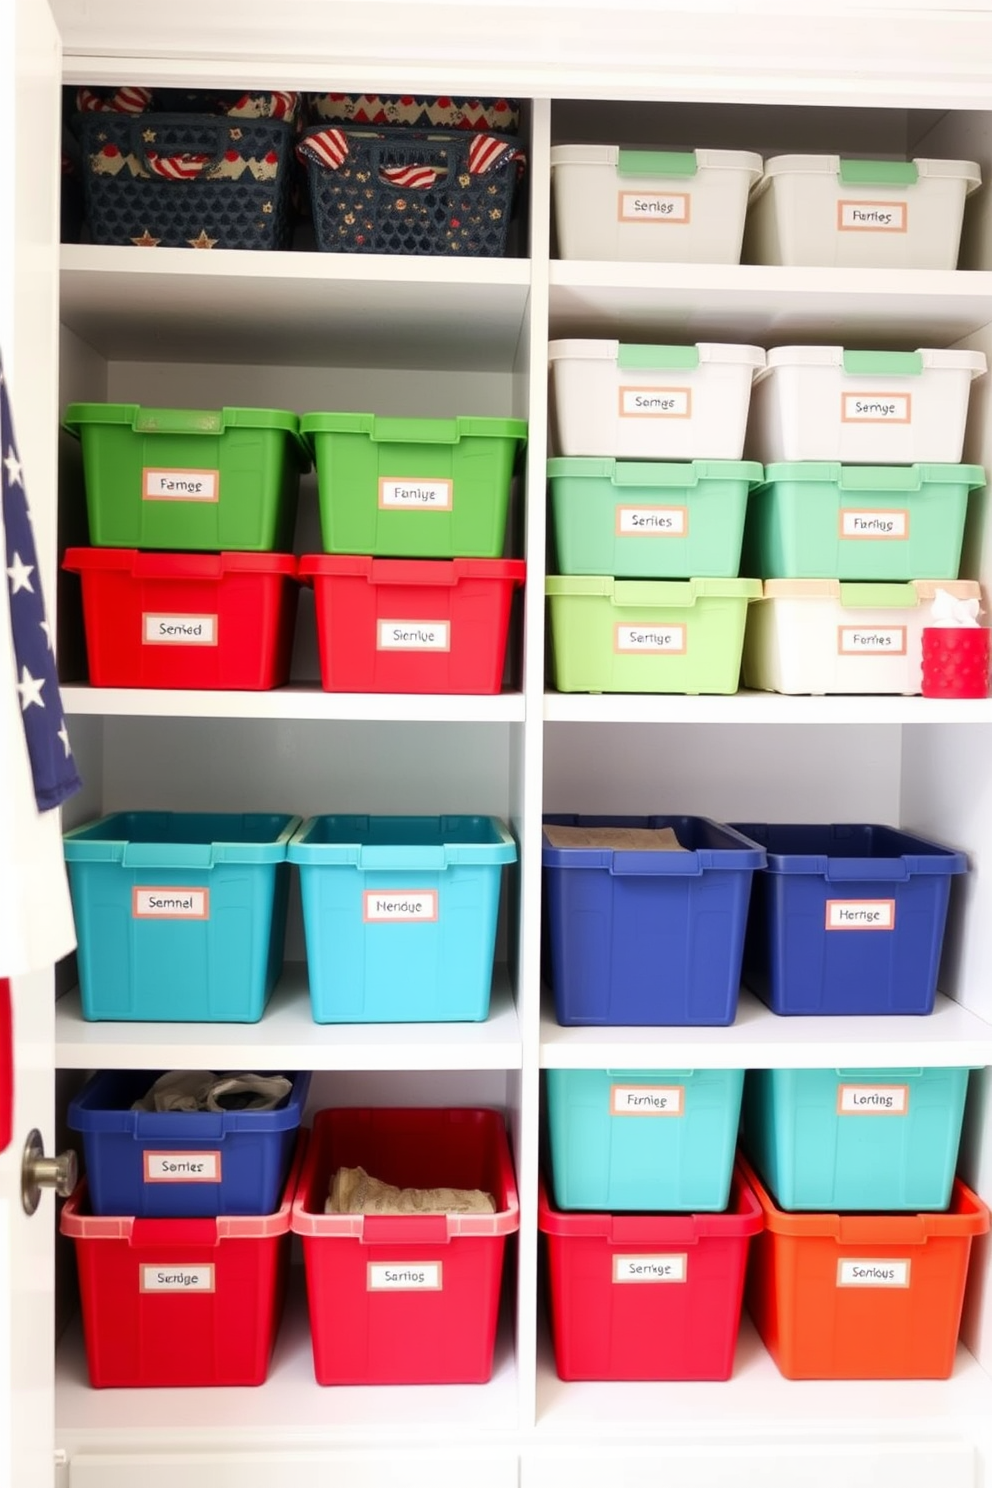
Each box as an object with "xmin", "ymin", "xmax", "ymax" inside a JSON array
[
  {"xmin": 542, "ymin": 816, "xmax": 765, "ymax": 1027},
  {"xmin": 68, "ymin": 1069, "xmax": 311, "ymax": 1217},
  {"xmin": 733, "ymin": 823, "xmax": 968, "ymax": 1016}
]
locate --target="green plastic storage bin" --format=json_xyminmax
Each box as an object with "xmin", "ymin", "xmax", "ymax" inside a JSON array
[
  {"xmin": 301, "ymin": 412, "xmax": 528, "ymax": 558},
  {"xmin": 548, "ymin": 458, "xmax": 763, "ymax": 578},
  {"xmin": 546, "ymin": 575, "xmax": 761, "ymax": 693},
  {"xmin": 744, "ymin": 462, "xmax": 984, "ymax": 580},
  {"xmin": 63, "ymin": 404, "xmax": 310, "ymax": 552}
]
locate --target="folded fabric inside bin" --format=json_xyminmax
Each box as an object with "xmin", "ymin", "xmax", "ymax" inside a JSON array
[
  {"xmin": 325, "ymin": 1164, "xmax": 495, "ymax": 1215},
  {"xmin": 132, "ymin": 1070, "xmax": 293, "ymax": 1113}
]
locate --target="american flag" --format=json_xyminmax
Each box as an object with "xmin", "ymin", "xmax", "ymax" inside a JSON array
[{"xmin": 2, "ymin": 355, "xmax": 82, "ymax": 811}]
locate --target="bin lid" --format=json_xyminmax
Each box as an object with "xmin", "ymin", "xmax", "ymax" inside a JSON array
[
  {"xmin": 548, "ymin": 339, "xmax": 766, "ymax": 372},
  {"xmin": 299, "ymin": 412, "xmax": 527, "ymax": 448},
  {"xmin": 760, "ymin": 463, "xmax": 986, "ymax": 492},
  {"xmin": 549, "ymin": 144, "xmax": 762, "ymax": 180},
  {"xmin": 749, "ymin": 154, "xmax": 981, "ymax": 203},
  {"xmin": 548, "ymin": 457, "xmax": 764, "ymax": 487},
  {"xmin": 759, "ymin": 346, "xmax": 987, "ymax": 378},
  {"xmin": 62, "ymin": 403, "xmax": 311, "ymax": 466}
]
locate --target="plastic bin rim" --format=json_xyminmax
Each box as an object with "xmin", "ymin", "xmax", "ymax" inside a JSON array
[
  {"xmin": 736, "ymin": 1154, "xmax": 990, "ymax": 1239},
  {"xmin": 547, "ymin": 456, "xmax": 765, "ymax": 484},
  {"xmin": 758, "ymin": 462, "xmax": 986, "ymax": 490},
  {"xmin": 62, "ymin": 548, "xmax": 299, "ymax": 577},
  {"xmin": 728, "ymin": 820, "xmax": 968, "ymax": 874},
  {"xmin": 67, "ymin": 1069, "xmax": 310, "ymax": 1135},
  {"xmin": 63, "ymin": 810, "xmax": 302, "ymax": 860},
  {"xmin": 548, "ymin": 339, "xmax": 766, "ymax": 368},
  {"xmin": 757, "ymin": 153, "xmax": 981, "ymax": 184},
  {"xmin": 299, "ymin": 411, "xmax": 528, "ymax": 442},
  {"xmin": 536, "ymin": 1171, "xmax": 763, "ymax": 1238},
  {"xmin": 759, "ymin": 345, "xmax": 987, "ymax": 376},
  {"xmin": 549, "ymin": 143, "xmax": 763, "ymax": 175},
  {"xmin": 757, "ymin": 578, "xmax": 982, "ymax": 602},
  {"xmin": 287, "ymin": 812, "xmax": 517, "ymax": 864},
  {"xmin": 62, "ymin": 402, "xmax": 311, "ymax": 465},
  {"xmin": 545, "ymin": 576, "xmax": 762, "ymax": 600},
  {"xmin": 298, "ymin": 555, "xmax": 526, "ymax": 584}
]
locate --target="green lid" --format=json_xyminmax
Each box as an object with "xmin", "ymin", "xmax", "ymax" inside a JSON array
[
  {"xmin": 841, "ymin": 351, "xmax": 923, "ymax": 376},
  {"xmin": 838, "ymin": 158, "xmax": 919, "ymax": 186},
  {"xmin": 618, "ymin": 149, "xmax": 697, "ymax": 178},
  {"xmin": 618, "ymin": 345, "xmax": 700, "ymax": 371},
  {"xmin": 300, "ymin": 412, "xmax": 527, "ymax": 447}
]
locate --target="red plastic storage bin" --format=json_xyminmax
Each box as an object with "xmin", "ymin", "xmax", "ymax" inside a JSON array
[
  {"xmin": 291, "ymin": 1107, "xmax": 519, "ymax": 1385},
  {"xmin": 741, "ymin": 1153, "xmax": 989, "ymax": 1380},
  {"xmin": 298, "ymin": 555, "xmax": 525, "ymax": 693},
  {"xmin": 539, "ymin": 1169, "xmax": 762, "ymax": 1381},
  {"xmin": 60, "ymin": 1132, "xmax": 305, "ymax": 1388},
  {"xmin": 62, "ymin": 548, "xmax": 299, "ymax": 690}
]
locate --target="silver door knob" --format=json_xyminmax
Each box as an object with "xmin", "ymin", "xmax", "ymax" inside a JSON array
[{"xmin": 21, "ymin": 1129, "xmax": 78, "ymax": 1215}]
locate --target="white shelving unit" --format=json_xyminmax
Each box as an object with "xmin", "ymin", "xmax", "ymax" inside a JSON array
[{"xmin": 5, "ymin": 9, "xmax": 992, "ymax": 1487}]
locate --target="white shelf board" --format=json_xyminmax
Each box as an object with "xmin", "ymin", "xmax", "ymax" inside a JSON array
[
  {"xmin": 62, "ymin": 684, "xmax": 525, "ymax": 724},
  {"xmin": 535, "ymin": 1315, "xmax": 992, "ymax": 1436},
  {"xmin": 544, "ymin": 690, "xmax": 992, "ymax": 726},
  {"xmin": 540, "ymin": 988, "xmax": 992, "ymax": 1069},
  {"xmin": 56, "ymin": 963, "xmax": 521, "ymax": 1070},
  {"xmin": 60, "ymin": 246, "xmax": 531, "ymax": 371},
  {"xmin": 56, "ymin": 1274, "xmax": 519, "ymax": 1453},
  {"xmin": 549, "ymin": 261, "xmax": 992, "ymax": 348}
]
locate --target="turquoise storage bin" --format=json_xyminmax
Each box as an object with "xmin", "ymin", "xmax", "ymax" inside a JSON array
[
  {"xmin": 288, "ymin": 815, "xmax": 517, "ymax": 1023},
  {"xmin": 742, "ymin": 1067, "xmax": 975, "ymax": 1212},
  {"xmin": 546, "ymin": 1067, "xmax": 745, "ymax": 1212},
  {"xmin": 63, "ymin": 812, "xmax": 300, "ymax": 1023}
]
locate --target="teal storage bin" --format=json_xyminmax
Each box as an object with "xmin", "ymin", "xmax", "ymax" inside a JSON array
[
  {"xmin": 548, "ymin": 458, "xmax": 763, "ymax": 578},
  {"xmin": 289, "ymin": 815, "xmax": 517, "ymax": 1023},
  {"xmin": 546, "ymin": 1067, "xmax": 745, "ymax": 1212},
  {"xmin": 63, "ymin": 812, "xmax": 300, "ymax": 1023},
  {"xmin": 742, "ymin": 1066, "xmax": 975, "ymax": 1212},
  {"xmin": 744, "ymin": 463, "xmax": 984, "ymax": 580}
]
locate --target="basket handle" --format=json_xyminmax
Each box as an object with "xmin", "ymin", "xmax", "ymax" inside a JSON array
[{"xmin": 129, "ymin": 116, "xmax": 233, "ymax": 179}]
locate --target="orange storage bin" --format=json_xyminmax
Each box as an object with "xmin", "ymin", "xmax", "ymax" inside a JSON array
[{"xmin": 741, "ymin": 1154, "xmax": 989, "ymax": 1380}]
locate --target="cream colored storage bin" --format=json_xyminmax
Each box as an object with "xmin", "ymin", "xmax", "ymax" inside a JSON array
[
  {"xmin": 551, "ymin": 145, "xmax": 763, "ymax": 263},
  {"xmin": 748, "ymin": 346, "xmax": 986, "ymax": 464},
  {"xmin": 743, "ymin": 578, "xmax": 983, "ymax": 695},
  {"xmin": 550, "ymin": 340, "xmax": 766, "ymax": 460},
  {"xmin": 745, "ymin": 156, "xmax": 980, "ymax": 269}
]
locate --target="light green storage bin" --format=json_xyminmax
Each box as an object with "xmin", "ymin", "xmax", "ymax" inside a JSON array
[
  {"xmin": 744, "ymin": 462, "xmax": 984, "ymax": 580},
  {"xmin": 62, "ymin": 404, "xmax": 309, "ymax": 552},
  {"xmin": 548, "ymin": 458, "xmax": 763, "ymax": 577},
  {"xmin": 546, "ymin": 576, "xmax": 762, "ymax": 693},
  {"xmin": 301, "ymin": 412, "xmax": 528, "ymax": 558}
]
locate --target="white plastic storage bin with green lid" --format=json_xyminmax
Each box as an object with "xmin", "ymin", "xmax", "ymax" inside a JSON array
[
  {"xmin": 748, "ymin": 347, "xmax": 987, "ymax": 465},
  {"xmin": 744, "ymin": 463, "xmax": 984, "ymax": 581},
  {"xmin": 62, "ymin": 403, "xmax": 309, "ymax": 552},
  {"xmin": 743, "ymin": 578, "xmax": 983, "ymax": 695},
  {"xmin": 550, "ymin": 146, "xmax": 763, "ymax": 263},
  {"xmin": 546, "ymin": 575, "xmax": 761, "ymax": 693},
  {"xmin": 550, "ymin": 340, "xmax": 765, "ymax": 461},
  {"xmin": 744, "ymin": 155, "xmax": 981, "ymax": 269},
  {"xmin": 548, "ymin": 458, "xmax": 763, "ymax": 578}
]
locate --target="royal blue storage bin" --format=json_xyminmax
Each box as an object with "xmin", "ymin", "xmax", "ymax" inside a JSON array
[
  {"xmin": 546, "ymin": 1067, "xmax": 746, "ymax": 1212},
  {"xmin": 63, "ymin": 812, "xmax": 300, "ymax": 1023},
  {"xmin": 733, "ymin": 822, "xmax": 968, "ymax": 1017},
  {"xmin": 288, "ymin": 815, "xmax": 517, "ymax": 1023},
  {"xmin": 741, "ymin": 1066, "xmax": 974, "ymax": 1213},
  {"xmin": 68, "ymin": 1069, "xmax": 311, "ymax": 1218},
  {"xmin": 542, "ymin": 815, "xmax": 765, "ymax": 1027}
]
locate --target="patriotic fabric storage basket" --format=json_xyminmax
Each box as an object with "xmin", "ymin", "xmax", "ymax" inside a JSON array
[
  {"xmin": 309, "ymin": 94, "xmax": 521, "ymax": 133},
  {"xmin": 73, "ymin": 87, "xmax": 299, "ymax": 250},
  {"xmin": 297, "ymin": 126, "xmax": 526, "ymax": 256}
]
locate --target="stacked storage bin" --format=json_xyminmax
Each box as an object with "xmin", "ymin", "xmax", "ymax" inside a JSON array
[
  {"xmin": 60, "ymin": 1067, "xmax": 310, "ymax": 1387},
  {"xmin": 62, "ymin": 401, "xmax": 308, "ymax": 690},
  {"xmin": 742, "ymin": 343, "xmax": 988, "ymax": 694}
]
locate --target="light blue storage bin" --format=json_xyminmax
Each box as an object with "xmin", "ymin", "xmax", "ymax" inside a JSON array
[
  {"xmin": 545, "ymin": 1067, "xmax": 745, "ymax": 1212},
  {"xmin": 288, "ymin": 815, "xmax": 517, "ymax": 1023},
  {"xmin": 742, "ymin": 1066, "xmax": 975, "ymax": 1212},
  {"xmin": 63, "ymin": 812, "xmax": 300, "ymax": 1023}
]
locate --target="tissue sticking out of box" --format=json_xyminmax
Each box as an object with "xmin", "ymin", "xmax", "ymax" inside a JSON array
[{"xmin": 929, "ymin": 587, "xmax": 983, "ymax": 628}]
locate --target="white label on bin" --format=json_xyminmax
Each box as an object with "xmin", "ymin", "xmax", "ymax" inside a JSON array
[
  {"xmin": 825, "ymin": 899, "xmax": 896, "ymax": 931},
  {"xmin": 142, "ymin": 468, "xmax": 220, "ymax": 502},
  {"xmin": 619, "ymin": 387, "xmax": 692, "ymax": 418},
  {"xmin": 132, "ymin": 886, "xmax": 210, "ymax": 920},
  {"xmin": 144, "ymin": 1151, "xmax": 222, "ymax": 1182},
  {"xmin": 837, "ymin": 200, "xmax": 908, "ymax": 232},
  {"xmin": 840, "ymin": 509, "xmax": 909, "ymax": 540},
  {"xmin": 613, "ymin": 1254, "xmax": 688, "ymax": 1283},
  {"xmin": 616, "ymin": 505, "xmax": 688, "ymax": 537},
  {"xmin": 143, "ymin": 613, "xmax": 218, "ymax": 646},
  {"xmin": 837, "ymin": 1259, "xmax": 911, "ymax": 1288},
  {"xmin": 363, "ymin": 890, "xmax": 438, "ymax": 923},
  {"xmin": 841, "ymin": 393, "xmax": 912, "ymax": 424},
  {"xmin": 610, "ymin": 1084, "xmax": 685, "ymax": 1117},
  {"xmin": 379, "ymin": 478, "xmax": 453, "ymax": 511},
  {"xmin": 140, "ymin": 1265, "xmax": 215, "ymax": 1293},
  {"xmin": 614, "ymin": 624, "xmax": 686, "ymax": 655},
  {"xmin": 837, "ymin": 626, "xmax": 907, "ymax": 656},
  {"xmin": 367, "ymin": 1262, "xmax": 442, "ymax": 1291},
  {"xmin": 618, "ymin": 191, "xmax": 691, "ymax": 224},
  {"xmin": 377, "ymin": 620, "xmax": 450, "ymax": 651},
  {"xmin": 838, "ymin": 1084, "xmax": 909, "ymax": 1115}
]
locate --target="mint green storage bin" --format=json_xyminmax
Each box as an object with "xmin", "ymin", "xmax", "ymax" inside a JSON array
[
  {"xmin": 744, "ymin": 463, "xmax": 984, "ymax": 580},
  {"xmin": 546, "ymin": 576, "xmax": 761, "ymax": 693},
  {"xmin": 301, "ymin": 412, "xmax": 527, "ymax": 558},
  {"xmin": 548, "ymin": 458, "xmax": 763, "ymax": 578},
  {"xmin": 741, "ymin": 1067, "xmax": 975, "ymax": 1212},
  {"xmin": 546, "ymin": 1067, "xmax": 745, "ymax": 1212}
]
